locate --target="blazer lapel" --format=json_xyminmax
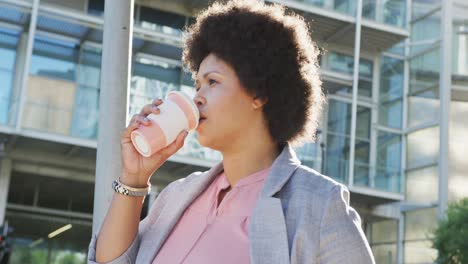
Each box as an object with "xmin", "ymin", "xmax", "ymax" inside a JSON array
[
  {"xmin": 249, "ymin": 144, "xmax": 301, "ymax": 264},
  {"xmin": 249, "ymin": 197, "xmax": 291, "ymax": 264},
  {"xmin": 137, "ymin": 162, "xmax": 224, "ymax": 264}
]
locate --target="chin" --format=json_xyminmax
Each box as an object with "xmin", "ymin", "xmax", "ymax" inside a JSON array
[{"xmin": 196, "ymin": 133, "xmax": 222, "ymax": 151}]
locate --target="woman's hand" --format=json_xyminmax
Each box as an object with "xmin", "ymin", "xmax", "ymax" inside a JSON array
[{"xmin": 120, "ymin": 98, "xmax": 189, "ymax": 187}]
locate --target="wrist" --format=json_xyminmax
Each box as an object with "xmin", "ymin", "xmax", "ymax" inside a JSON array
[{"xmin": 120, "ymin": 173, "xmax": 150, "ymax": 188}]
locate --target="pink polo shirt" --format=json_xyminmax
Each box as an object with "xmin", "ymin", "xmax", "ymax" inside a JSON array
[{"xmin": 152, "ymin": 167, "xmax": 271, "ymax": 264}]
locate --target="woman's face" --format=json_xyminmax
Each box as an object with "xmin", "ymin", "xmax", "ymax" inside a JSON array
[{"xmin": 193, "ymin": 53, "xmax": 260, "ymax": 151}]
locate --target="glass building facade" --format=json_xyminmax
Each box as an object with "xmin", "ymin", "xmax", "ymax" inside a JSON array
[{"xmin": 0, "ymin": 0, "xmax": 466, "ymax": 263}]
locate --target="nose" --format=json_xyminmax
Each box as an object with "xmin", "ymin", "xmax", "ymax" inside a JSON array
[{"xmin": 193, "ymin": 94, "xmax": 205, "ymax": 108}]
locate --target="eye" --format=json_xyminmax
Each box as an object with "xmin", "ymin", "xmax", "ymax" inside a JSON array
[
  {"xmin": 208, "ymin": 79, "xmax": 217, "ymax": 86},
  {"xmin": 195, "ymin": 86, "xmax": 200, "ymax": 92}
]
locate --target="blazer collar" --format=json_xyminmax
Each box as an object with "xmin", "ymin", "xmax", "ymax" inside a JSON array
[{"xmin": 260, "ymin": 143, "xmax": 301, "ymax": 197}]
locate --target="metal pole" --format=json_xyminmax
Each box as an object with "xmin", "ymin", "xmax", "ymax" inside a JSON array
[
  {"xmin": 0, "ymin": 158, "xmax": 12, "ymax": 226},
  {"xmin": 14, "ymin": 0, "xmax": 39, "ymax": 131},
  {"xmin": 397, "ymin": 0, "xmax": 412, "ymax": 262},
  {"xmin": 92, "ymin": 0, "xmax": 135, "ymax": 235},
  {"xmin": 438, "ymin": 0, "xmax": 452, "ymax": 219},
  {"xmin": 348, "ymin": 0, "xmax": 363, "ymax": 187}
]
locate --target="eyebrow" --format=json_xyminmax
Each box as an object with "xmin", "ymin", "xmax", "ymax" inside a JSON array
[{"xmin": 195, "ymin": 70, "xmax": 221, "ymax": 84}]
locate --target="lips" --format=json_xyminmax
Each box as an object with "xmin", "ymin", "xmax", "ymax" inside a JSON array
[{"xmin": 198, "ymin": 113, "xmax": 207, "ymax": 126}]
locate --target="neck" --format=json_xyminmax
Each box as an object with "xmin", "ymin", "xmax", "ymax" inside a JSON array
[{"xmin": 220, "ymin": 137, "xmax": 280, "ymax": 188}]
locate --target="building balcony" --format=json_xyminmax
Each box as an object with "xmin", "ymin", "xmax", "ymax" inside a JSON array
[
  {"xmin": 153, "ymin": 0, "xmax": 409, "ymax": 53},
  {"xmin": 269, "ymin": 0, "xmax": 409, "ymax": 53}
]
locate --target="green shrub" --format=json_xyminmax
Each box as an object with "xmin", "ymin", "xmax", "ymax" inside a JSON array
[{"xmin": 432, "ymin": 198, "xmax": 468, "ymax": 264}]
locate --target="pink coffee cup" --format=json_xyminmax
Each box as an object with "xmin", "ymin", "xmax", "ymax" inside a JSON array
[{"xmin": 131, "ymin": 91, "xmax": 199, "ymax": 157}]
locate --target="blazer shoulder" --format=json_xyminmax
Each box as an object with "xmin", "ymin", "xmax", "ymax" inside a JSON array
[{"xmin": 288, "ymin": 164, "xmax": 347, "ymax": 195}]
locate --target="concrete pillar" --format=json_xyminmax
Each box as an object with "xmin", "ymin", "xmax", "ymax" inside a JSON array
[
  {"xmin": 438, "ymin": 0, "xmax": 452, "ymax": 219},
  {"xmin": 92, "ymin": 0, "xmax": 134, "ymax": 235},
  {"xmin": 15, "ymin": 0, "xmax": 39, "ymax": 131},
  {"xmin": 0, "ymin": 158, "xmax": 12, "ymax": 226},
  {"xmin": 9, "ymin": 33, "xmax": 28, "ymax": 126},
  {"xmin": 348, "ymin": 0, "xmax": 363, "ymax": 187}
]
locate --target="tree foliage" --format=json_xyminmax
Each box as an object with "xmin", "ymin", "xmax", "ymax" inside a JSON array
[{"xmin": 432, "ymin": 198, "xmax": 468, "ymax": 264}]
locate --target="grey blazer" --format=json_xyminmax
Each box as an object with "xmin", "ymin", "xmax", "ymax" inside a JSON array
[{"xmin": 88, "ymin": 144, "xmax": 375, "ymax": 264}]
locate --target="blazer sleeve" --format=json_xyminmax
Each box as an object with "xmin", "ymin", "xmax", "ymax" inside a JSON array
[
  {"xmin": 87, "ymin": 180, "xmax": 176, "ymax": 264},
  {"xmin": 318, "ymin": 184, "xmax": 376, "ymax": 264}
]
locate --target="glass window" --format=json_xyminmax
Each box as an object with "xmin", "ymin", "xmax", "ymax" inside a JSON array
[
  {"xmin": 406, "ymin": 166, "xmax": 438, "ymax": 203},
  {"xmin": 369, "ymin": 220, "xmax": 398, "ymax": 264},
  {"xmin": 323, "ymin": 80, "xmax": 352, "ymax": 96},
  {"xmin": 404, "ymin": 240, "xmax": 438, "ymax": 264},
  {"xmin": 408, "ymin": 90, "xmax": 440, "ymax": 128},
  {"xmin": 404, "ymin": 208, "xmax": 438, "ymax": 263},
  {"xmin": 0, "ymin": 29, "xmax": 19, "ymax": 126},
  {"xmin": 380, "ymin": 56, "xmax": 404, "ymax": 129},
  {"xmin": 371, "ymin": 219, "xmax": 398, "ymax": 243},
  {"xmin": 87, "ymin": 0, "xmax": 104, "ymax": 16},
  {"xmin": 409, "ymin": 48, "xmax": 440, "ymax": 127},
  {"xmin": 325, "ymin": 133, "xmax": 350, "ymax": 183},
  {"xmin": 326, "ymin": 100, "xmax": 351, "ymax": 182},
  {"xmin": 410, "ymin": 11, "xmax": 441, "ymax": 55},
  {"xmin": 452, "ymin": 9, "xmax": 468, "ymax": 77},
  {"xmin": 376, "ymin": 131, "xmax": 402, "ymax": 192},
  {"xmin": 410, "ymin": 49, "xmax": 440, "ymax": 95},
  {"xmin": 325, "ymin": 100, "xmax": 371, "ymax": 185},
  {"xmin": 0, "ymin": 69, "xmax": 14, "ymax": 125},
  {"xmin": 133, "ymin": 39, "xmax": 182, "ymax": 61},
  {"xmin": 24, "ymin": 13, "xmax": 103, "ymax": 140},
  {"xmin": 297, "ymin": 0, "xmax": 325, "ymax": 7},
  {"xmin": 71, "ymin": 46, "xmax": 102, "ymax": 139},
  {"xmin": 138, "ymin": 6, "xmax": 186, "ymax": 36},
  {"xmin": 405, "ymin": 207, "xmax": 437, "ymax": 240},
  {"xmin": 354, "ymin": 106, "xmax": 371, "ymax": 187},
  {"xmin": 449, "ymin": 100, "xmax": 468, "ymax": 201},
  {"xmin": 325, "ymin": 100, "xmax": 371, "ymax": 184},
  {"xmin": 334, "ymin": 0, "xmax": 356, "ymax": 16},
  {"xmin": 327, "ymin": 100, "xmax": 352, "ymax": 135},
  {"xmin": 356, "ymin": 106, "xmax": 371, "ymax": 139},
  {"xmin": 30, "ymin": 37, "xmax": 77, "ymax": 81},
  {"xmin": 326, "ymin": 52, "xmax": 374, "ymax": 97},
  {"xmin": 407, "ymin": 126, "xmax": 439, "ymax": 169},
  {"xmin": 411, "ymin": 0, "xmax": 440, "ymax": 22},
  {"xmin": 354, "ymin": 139, "xmax": 371, "ymax": 186},
  {"xmin": 384, "ymin": 0, "xmax": 406, "ymax": 27},
  {"xmin": 387, "ymin": 40, "xmax": 406, "ymax": 56},
  {"xmin": 129, "ymin": 54, "xmax": 181, "ymax": 118},
  {"xmin": 362, "ymin": 0, "xmax": 376, "ymax": 20}
]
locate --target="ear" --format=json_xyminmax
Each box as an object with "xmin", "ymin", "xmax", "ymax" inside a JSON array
[{"xmin": 252, "ymin": 96, "xmax": 268, "ymax": 110}]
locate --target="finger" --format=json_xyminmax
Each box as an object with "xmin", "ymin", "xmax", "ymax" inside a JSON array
[
  {"xmin": 152, "ymin": 98, "xmax": 164, "ymax": 106},
  {"xmin": 139, "ymin": 104, "xmax": 161, "ymax": 116},
  {"xmin": 127, "ymin": 114, "xmax": 139, "ymax": 126},
  {"xmin": 129, "ymin": 114, "xmax": 151, "ymax": 126},
  {"xmin": 122, "ymin": 115, "xmax": 151, "ymax": 139},
  {"xmin": 159, "ymin": 130, "xmax": 189, "ymax": 156},
  {"xmin": 121, "ymin": 120, "xmax": 141, "ymax": 139}
]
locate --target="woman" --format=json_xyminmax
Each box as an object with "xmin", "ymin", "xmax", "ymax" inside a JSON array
[{"xmin": 88, "ymin": 0, "xmax": 375, "ymax": 263}]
